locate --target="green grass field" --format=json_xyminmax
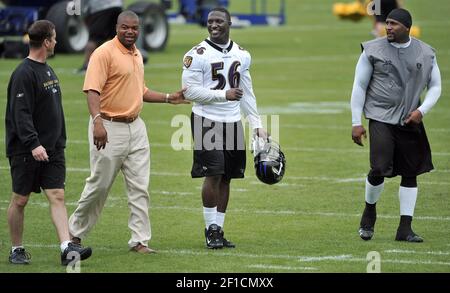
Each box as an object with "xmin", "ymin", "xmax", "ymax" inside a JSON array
[{"xmin": 0, "ymin": 0, "xmax": 449, "ymax": 273}]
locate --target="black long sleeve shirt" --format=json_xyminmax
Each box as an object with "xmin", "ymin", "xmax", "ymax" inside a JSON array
[{"xmin": 5, "ymin": 58, "xmax": 66, "ymax": 157}]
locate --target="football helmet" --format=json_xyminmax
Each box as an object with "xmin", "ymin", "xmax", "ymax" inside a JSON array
[{"xmin": 253, "ymin": 136, "xmax": 286, "ymax": 185}]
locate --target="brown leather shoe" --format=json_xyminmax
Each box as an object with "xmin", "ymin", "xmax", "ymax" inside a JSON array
[
  {"xmin": 71, "ymin": 237, "xmax": 81, "ymax": 245},
  {"xmin": 130, "ymin": 243, "xmax": 156, "ymax": 254}
]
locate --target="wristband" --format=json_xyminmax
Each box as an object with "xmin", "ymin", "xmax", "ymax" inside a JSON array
[
  {"xmin": 92, "ymin": 113, "xmax": 101, "ymax": 123},
  {"xmin": 165, "ymin": 93, "xmax": 170, "ymax": 103}
]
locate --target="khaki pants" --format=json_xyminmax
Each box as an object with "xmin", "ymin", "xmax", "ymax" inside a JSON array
[{"xmin": 69, "ymin": 117, "xmax": 151, "ymax": 248}]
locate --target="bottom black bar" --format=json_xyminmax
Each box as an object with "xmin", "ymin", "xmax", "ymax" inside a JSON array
[{"xmin": 1, "ymin": 273, "xmax": 450, "ymax": 290}]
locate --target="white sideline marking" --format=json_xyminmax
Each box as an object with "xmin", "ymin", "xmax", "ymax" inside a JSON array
[
  {"xmin": 1, "ymin": 138, "xmax": 449, "ymax": 157},
  {"xmin": 282, "ymin": 147, "xmax": 450, "ymax": 157},
  {"xmin": 297, "ymin": 257, "xmax": 450, "ymax": 267},
  {"xmin": 283, "ymin": 123, "xmax": 450, "ymax": 133},
  {"xmin": 164, "ymin": 249, "xmax": 315, "ymax": 260},
  {"xmin": 20, "ymin": 244, "xmax": 450, "ymax": 267},
  {"xmin": 2, "ymin": 165, "xmax": 448, "ymax": 186},
  {"xmin": 297, "ymin": 255, "xmax": 352, "ymax": 262},
  {"xmin": 232, "ymin": 188, "xmax": 249, "ymax": 192},
  {"xmin": 275, "ymin": 183, "xmax": 305, "ymax": 187},
  {"xmin": 371, "ymin": 258, "xmax": 450, "ymax": 266},
  {"xmin": 249, "ymin": 176, "xmax": 450, "ymax": 186},
  {"xmin": 259, "ymin": 101, "xmax": 349, "ymax": 115},
  {"xmin": 247, "ymin": 264, "xmax": 318, "ymax": 271},
  {"xmin": 65, "ymin": 141, "xmax": 450, "ymax": 157},
  {"xmin": 67, "ymin": 167, "xmax": 90, "ymax": 172},
  {"xmin": 236, "ymin": 207, "xmax": 450, "ymax": 222},
  {"xmin": 154, "ymin": 190, "xmax": 194, "ymax": 196},
  {"xmin": 0, "ymin": 200, "xmax": 449, "ymax": 222},
  {"xmin": 255, "ymin": 175, "xmax": 450, "ymax": 186},
  {"xmin": 384, "ymin": 249, "xmax": 450, "ymax": 256},
  {"xmin": 24, "ymin": 243, "xmax": 112, "ymax": 251}
]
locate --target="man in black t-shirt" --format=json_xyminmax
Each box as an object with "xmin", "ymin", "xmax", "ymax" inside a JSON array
[
  {"xmin": 77, "ymin": 0, "xmax": 123, "ymax": 72},
  {"xmin": 5, "ymin": 20, "xmax": 92, "ymax": 266},
  {"xmin": 372, "ymin": 0, "xmax": 400, "ymax": 37}
]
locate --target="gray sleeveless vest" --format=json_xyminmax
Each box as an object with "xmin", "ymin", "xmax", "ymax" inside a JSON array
[{"xmin": 362, "ymin": 37, "xmax": 435, "ymax": 125}]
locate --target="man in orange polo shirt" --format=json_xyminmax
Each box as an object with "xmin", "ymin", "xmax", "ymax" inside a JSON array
[{"xmin": 68, "ymin": 11, "xmax": 186, "ymax": 254}]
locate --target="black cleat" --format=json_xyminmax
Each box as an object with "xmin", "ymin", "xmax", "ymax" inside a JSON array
[
  {"xmin": 222, "ymin": 238, "xmax": 236, "ymax": 248},
  {"xmin": 205, "ymin": 224, "xmax": 223, "ymax": 249},
  {"xmin": 61, "ymin": 242, "xmax": 92, "ymax": 266},
  {"xmin": 359, "ymin": 203, "xmax": 376, "ymax": 241},
  {"xmin": 219, "ymin": 228, "xmax": 235, "ymax": 248},
  {"xmin": 9, "ymin": 248, "xmax": 31, "ymax": 265},
  {"xmin": 395, "ymin": 230, "xmax": 424, "ymax": 243},
  {"xmin": 358, "ymin": 226, "xmax": 374, "ymax": 241}
]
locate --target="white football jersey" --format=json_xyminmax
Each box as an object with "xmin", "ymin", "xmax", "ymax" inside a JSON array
[{"xmin": 182, "ymin": 38, "xmax": 262, "ymax": 129}]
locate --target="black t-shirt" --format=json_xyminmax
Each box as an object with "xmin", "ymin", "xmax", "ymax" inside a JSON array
[
  {"xmin": 375, "ymin": 0, "xmax": 399, "ymax": 22},
  {"xmin": 5, "ymin": 58, "xmax": 66, "ymax": 157}
]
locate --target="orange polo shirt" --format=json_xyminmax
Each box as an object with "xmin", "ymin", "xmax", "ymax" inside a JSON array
[{"xmin": 83, "ymin": 36, "xmax": 149, "ymax": 118}]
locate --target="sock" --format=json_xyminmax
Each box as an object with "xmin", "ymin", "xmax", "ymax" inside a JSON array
[
  {"xmin": 203, "ymin": 206, "xmax": 217, "ymax": 229},
  {"xmin": 365, "ymin": 178, "xmax": 384, "ymax": 204},
  {"xmin": 11, "ymin": 245, "xmax": 24, "ymax": 252},
  {"xmin": 216, "ymin": 212, "xmax": 225, "ymax": 229},
  {"xmin": 399, "ymin": 186, "xmax": 418, "ymax": 216},
  {"xmin": 398, "ymin": 215, "xmax": 413, "ymax": 231},
  {"xmin": 60, "ymin": 240, "xmax": 70, "ymax": 253},
  {"xmin": 365, "ymin": 201, "xmax": 376, "ymax": 212},
  {"xmin": 360, "ymin": 202, "xmax": 377, "ymax": 227}
]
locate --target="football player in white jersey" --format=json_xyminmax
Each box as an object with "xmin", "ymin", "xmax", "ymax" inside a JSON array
[{"xmin": 182, "ymin": 7, "xmax": 268, "ymax": 249}]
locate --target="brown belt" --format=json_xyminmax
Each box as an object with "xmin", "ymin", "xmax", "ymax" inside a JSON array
[{"xmin": 100, "ymin": 113, "xmax": 138, "ymax": 123}]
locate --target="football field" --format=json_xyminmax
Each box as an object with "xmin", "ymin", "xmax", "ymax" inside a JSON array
[{"xmin": 0, "ymin": 0, "xmax": 449, "ymax": 273}]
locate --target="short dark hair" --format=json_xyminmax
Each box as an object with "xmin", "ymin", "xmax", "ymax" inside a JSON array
[
  {"xmin": 117, "ymin": 10, "xmax": 139, "ymax": 24},
  {"xmin": 28, "ymin": 20, "xmax": 55, "ymax": 48},
  {"xmin": 210, "ymin": 7, "xmax": 231, "ymax": 22}
]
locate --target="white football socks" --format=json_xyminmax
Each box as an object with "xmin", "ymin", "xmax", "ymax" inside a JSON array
[
  {"xmin": 399, "ymin": 186, "xmax": 418, "ymax": 216},
  {"xmin": 11, "ymin": 245, "xmax": 24, "ymax": 252},
  {"xmin": 365, "ymin": 178, "xmax": 384, "ymax": 204},
  {"xmin": 203, "ymin": 206, "xmax": 217, "ymax": 229},
  {"xmin": 60, "ymin": 240, "xmax": 70, "ymax": 253},
  {"xmin": 216, "ymin": 212, "xmax": 225, "ymax": 228}
]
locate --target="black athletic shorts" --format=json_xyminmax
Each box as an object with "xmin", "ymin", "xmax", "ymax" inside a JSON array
[
  {"xmin": 86, "ymin": 7, "xmax": 122, "ymax": 44},
  {"xmin": 368, "ymin": 119, "xmax": 433, "ymax": 178},
  {"xmin": 9, "ymin": 149, "xmax": 66, "ymax": 195},
  {"xmin": 190, "ymin": 113, "xmax": 246, "ymax": 179},
  {"xmin": 375, "ymin": 0, "xmax": 399, "ymax": 22}
]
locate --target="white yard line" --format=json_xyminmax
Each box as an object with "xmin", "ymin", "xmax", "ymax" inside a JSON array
[
  {"xmin": 2, "ymin": 199, "xmax": 447, "ymax": 222},
  {"xmin": 20, "ymin": 244, "xmax": 450, "ymax": 268},
  {"xmin": 384, "ymin": 249, "xmax": 450, "ymax": 256},
  {"xmin": 282, "ymin": 123, "xmax": 450, "ymax": 133},
  {"xmin": 24, "ymin": 243, "xmax": 112, "ymax": 251},
  {"xmin": 247, "ymin": 264, "xmax": 318, "ymax": 271},
  {"xmin": 296, "ymin": 257, "xmax": 450, "ymax": 267},
  {"xmin": 297, "ymin": 255, "xmax": 353, "ymax": 262},
  {"xmin": 270, "ymin": 176, "xmax": 450, "ymax": 186},
  {"xmin": 65, "ymin": 141, "xmax": 450, "ymax": 158},
  {"xmin": 1, "ymin": 165, "xmax": 448, "ymax": 185},
  {"xmin": 153, "ymin": 190, "xmax": 194, "ymax": 196}
]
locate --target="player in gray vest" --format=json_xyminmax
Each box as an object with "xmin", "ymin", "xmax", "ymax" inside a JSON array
[{"xmin": 350, "ymin": 8, "xmax": 441, "ymax": 242}]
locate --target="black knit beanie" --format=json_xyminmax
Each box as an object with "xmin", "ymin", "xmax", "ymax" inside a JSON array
[{"xmin": 386, "ymin": 8, "xmax": 412, "ymax": 29}]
